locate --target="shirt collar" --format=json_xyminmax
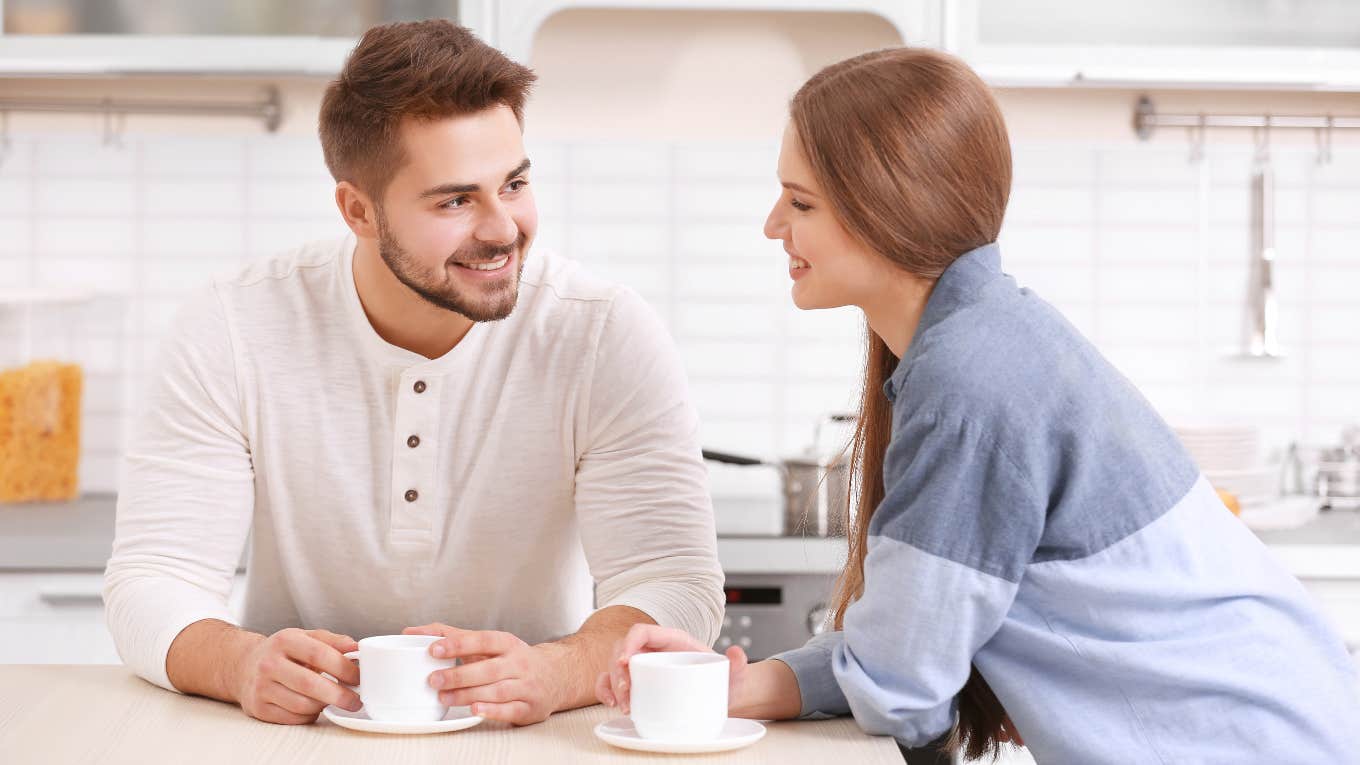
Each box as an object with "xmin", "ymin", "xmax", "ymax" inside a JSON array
[{"xmin": 882, "ymin": 241, "xmax": 1003, "ymax": 403}]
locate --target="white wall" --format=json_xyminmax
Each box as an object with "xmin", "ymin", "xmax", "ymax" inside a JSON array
[{"xmin": 0, "ymin": 9, "xmax": 1357, "ymax": 500}]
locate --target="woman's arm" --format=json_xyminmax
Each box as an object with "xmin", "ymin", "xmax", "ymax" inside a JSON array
[
  {"xmin": 799, "ymin": 409, "xmax": 1044, "ymax": 744},
  {"xmin": 730, "ymin": 659, "xmax": 803, "ymax": 720}
]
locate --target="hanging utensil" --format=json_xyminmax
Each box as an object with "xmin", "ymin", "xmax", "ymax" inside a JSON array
[
  {"xmin": 1239, "ymin": 121, "xmax": 1283, "ymax": 358},
  {"xmin": 0, "ymin": 111, "xmax": 11, "ymax": 172}
]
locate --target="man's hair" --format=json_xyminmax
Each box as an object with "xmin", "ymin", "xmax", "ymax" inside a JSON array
[{"xmin": 319, "ymin": 19, "xmax": 536, "ymax": 200}]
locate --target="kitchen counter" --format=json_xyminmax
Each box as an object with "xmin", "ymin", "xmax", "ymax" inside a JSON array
[
  {"xmin": 0, "ymin": 493, "xmax": 857, "ymax": 574},
  {"xmin": 3, "ymin": 494, "xmax": 1359, "ymax": 579},
  {"xmin": 1254, "ymin": 509, "xmax": 1360, "ymax": 579},
  {"xmin": 0, "ymin": 665, "xmax": 901, "ymax": 764},
  {"xmin": 0, "ymin": 494, "xmax": 119, "ymax": 570}
]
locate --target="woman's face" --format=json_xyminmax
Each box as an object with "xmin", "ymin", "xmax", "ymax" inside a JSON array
[{"xmin": 763, "ymin": 123, "xmax": 891, "ymax": 311}]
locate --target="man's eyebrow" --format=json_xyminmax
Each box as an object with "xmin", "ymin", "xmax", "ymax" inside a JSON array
[
  {"xmin": 419, "ymin": 158, "xmax": 532, "ymax": 198},
  {"xmin": 505, "ymin": 158, "xmax": 531, "ymax": 181}
]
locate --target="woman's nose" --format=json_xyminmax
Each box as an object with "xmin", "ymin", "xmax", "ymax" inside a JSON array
[{"xmin": 763, "ymin": 204, "xmax": 785, "ymax": 240}]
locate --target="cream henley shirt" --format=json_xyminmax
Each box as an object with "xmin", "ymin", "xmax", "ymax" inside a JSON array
[{"xmin": 103, "ymin": 235, "xmax": 724, "ymax": 692}]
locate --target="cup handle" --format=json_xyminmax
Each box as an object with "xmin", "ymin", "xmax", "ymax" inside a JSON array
[{"xmin": 336, "ymin": 651, "xmax": 360, "ymax": 693}]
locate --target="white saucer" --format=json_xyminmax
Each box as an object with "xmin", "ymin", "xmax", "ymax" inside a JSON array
[
  {"xmin": 321, "ymin": 705, "xmax": 484, "ymax": 735},
  {"xmin": 594, "ymin": 717, "xmax": 766, "ymax": 754}
]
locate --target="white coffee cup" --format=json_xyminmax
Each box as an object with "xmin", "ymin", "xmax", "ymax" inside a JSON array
[
  {"xmin": 341, "ymin": 634, "xmax": 455, "ymax": 722},
  {"xmin": 628, "ymin": 651, "xmax": 729, "ymax": 742}
]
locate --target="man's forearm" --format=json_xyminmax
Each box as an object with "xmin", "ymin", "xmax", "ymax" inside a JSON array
[
  {"xmin": 165, "ymin": 618, "xmax": 263, "ymax": 702},
  {"xmin": 537, "ymin": 605, "xmax": 656, "ymax": 711}
]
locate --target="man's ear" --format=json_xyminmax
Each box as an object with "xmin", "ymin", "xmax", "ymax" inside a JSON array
[{"xmin": 335, "ymin": 181, "xmax": 379, "ymax": 239}]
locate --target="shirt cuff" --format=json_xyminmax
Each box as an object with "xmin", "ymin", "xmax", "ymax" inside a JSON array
[{"xmin": 770, "ymin": 631, "xmax": 852, "ymax": 719}]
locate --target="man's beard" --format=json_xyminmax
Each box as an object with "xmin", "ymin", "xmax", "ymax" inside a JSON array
[{"xmin": 375, "ymin": 207, "xmax": 528, "ymax": 323}]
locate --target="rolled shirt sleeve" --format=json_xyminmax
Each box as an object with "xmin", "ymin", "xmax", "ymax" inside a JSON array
[
  {"xmin": 102, "ymin": 285, "xmax": 253, "ymax": 692},
  {"xmin": 572, "ymin": 288, "xmax": 725, "ymax": 645}
]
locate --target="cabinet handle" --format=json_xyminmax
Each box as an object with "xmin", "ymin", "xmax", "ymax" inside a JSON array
[{"xmin": 38, "ymin": 592, "xmax": 104, "ymax": 608}]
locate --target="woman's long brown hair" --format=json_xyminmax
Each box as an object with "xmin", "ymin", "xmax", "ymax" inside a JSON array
[{"xmin": 790, "ymin": 48, "xmax": 1014, "ymax": 760}]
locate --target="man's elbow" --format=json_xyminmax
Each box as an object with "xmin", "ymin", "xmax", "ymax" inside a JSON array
[{"xmin": 609, "ymin": 569, "xmax": 725, "ymax": 647}]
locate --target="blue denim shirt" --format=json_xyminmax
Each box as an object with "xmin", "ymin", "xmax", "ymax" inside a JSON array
[{"xmin": 772, "ymin": 243, "xmax": 1360, "ymax": 763}]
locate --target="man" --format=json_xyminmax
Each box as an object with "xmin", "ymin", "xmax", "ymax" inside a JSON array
[{"xmin": 103, "ymin": 19, "xmax": 723, "ymax": 727}]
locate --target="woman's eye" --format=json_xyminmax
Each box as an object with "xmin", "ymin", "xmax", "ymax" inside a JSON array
[{"xmin": 790, "ymin": 198, "xmax": 812, "ymax": 212}]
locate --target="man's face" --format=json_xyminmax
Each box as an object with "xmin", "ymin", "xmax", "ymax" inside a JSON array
[{"xmin": 374, "ymin": 105, "xmax": 537, "ymax": 322}]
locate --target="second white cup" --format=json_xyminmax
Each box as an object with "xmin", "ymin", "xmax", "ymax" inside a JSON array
[
  {"xmin": 343, "ymin": 634, "xmax": 456, "ymax": 722},
  {"xmin": 628, "ymin": 651, "xmax": 730, "ymax": 742}
]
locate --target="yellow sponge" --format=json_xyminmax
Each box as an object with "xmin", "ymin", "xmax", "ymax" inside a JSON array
[{"xmin": 0, "ymin": 360, "xmax": 83, "ymax": 503}]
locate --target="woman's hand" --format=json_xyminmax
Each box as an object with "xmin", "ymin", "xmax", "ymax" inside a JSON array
[{"xmin": 593, "ymin": 624, "xmax": 749, "ymax": 715}]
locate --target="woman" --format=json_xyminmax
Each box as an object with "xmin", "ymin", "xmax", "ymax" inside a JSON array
[{"xmin": 595, "ymin": 47, "xmax": 1360, "ymax": 762}]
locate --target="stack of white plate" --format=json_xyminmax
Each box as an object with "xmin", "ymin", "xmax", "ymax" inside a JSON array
[{"xmin": 1173, "ymin": 424, "xmax": 1278, "ymax": 506}]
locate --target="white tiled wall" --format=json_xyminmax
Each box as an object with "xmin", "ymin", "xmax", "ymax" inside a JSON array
[{"xmin": 2, "ymin": 133, "xmax": 1358, "ymax": 497}]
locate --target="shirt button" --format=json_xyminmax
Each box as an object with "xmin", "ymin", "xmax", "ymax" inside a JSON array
[
  {"xmin": 404, "ymin": 489, "xmax": 418, "ymax": 502},
  {"xmin": 406, "ymin": 435, "xmax": 420, "ymax": 448},
  {"xmin": 413, "ymin": 380, "xmax": 427, "ymax": 394}
]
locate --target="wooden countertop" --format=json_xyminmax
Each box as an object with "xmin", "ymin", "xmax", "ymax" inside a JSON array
[{"xmin": 0, "ymin": 665, "xmax": 901, "ymax": 764}]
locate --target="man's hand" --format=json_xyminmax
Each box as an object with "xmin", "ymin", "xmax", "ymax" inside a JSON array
[
  {"xmin": 403, "ymin": 623, "xmax": 568, "ymax": 726},
  {"xmin": 231, "ymin": 628, "xmax": 362, "ymax": 725}
]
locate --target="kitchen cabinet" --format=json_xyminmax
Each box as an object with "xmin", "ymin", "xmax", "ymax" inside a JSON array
[
  {"xmin": 398, "ymin": 0, "xmax": 940, "ymax": 62},
  {"xmin": 3, "ymin": 0, "xmax": 1358, "ymax": 89},
  {"xmin": 0, "ymin": 571, "xmax": 246, "ymax": 664},
  {"xmin": 0, "ymin": 0, "xmax": 468, "ymax": 75},
  {"xmin": 943, "ymin": 0, "xmax": 1360, "ymax": 90}
]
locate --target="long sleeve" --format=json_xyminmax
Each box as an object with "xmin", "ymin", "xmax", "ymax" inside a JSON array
[
  {"xmin": 572, "ymin": 288, "xmax": 725, "ymax": 645},
  {"xmin": 102, "ymin": 284, "xmax": 254, "ymax": 692},
  {"xmin": 773, "ymin": 408, "xmax": 1044, "ymax": 745}
]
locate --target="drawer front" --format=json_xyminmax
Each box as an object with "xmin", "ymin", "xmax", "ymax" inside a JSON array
[
  {"xmin": 0, "ymin": 573, "xmax": 108, "ymax": 619},
  {"xmin": 0, "ymin": 572, "xmax": 246, "ymax": 664}
]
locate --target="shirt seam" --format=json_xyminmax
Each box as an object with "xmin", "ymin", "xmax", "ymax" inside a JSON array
[
  {"xmin": 519, "ymin": 274, "xmax": 619, "ymax": 304},
  {"xmin": 208, "ymin": 280, "xmax": 250, "ymax": 446},
  {"xmin": 867, "ymin": 532, "xmax": 1025, "ymax": 590},
  {"xmin": 230, "ymin": 256, "xmax": 337, "ymax": 290},
  {"xmin": 899, "ymin": 408, "xmax": 1045, "ymax": 512},
  {"xmin": 573, "ymin": 290, "xmax": 622, "ymax": 463},
  {"xmin": 1028, "ymin": 469, "xmax": 1198, "ymax": 564},
  {"xmin": 878, "ymin": 409, "xmax": 1044, "ymax": 583}
]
